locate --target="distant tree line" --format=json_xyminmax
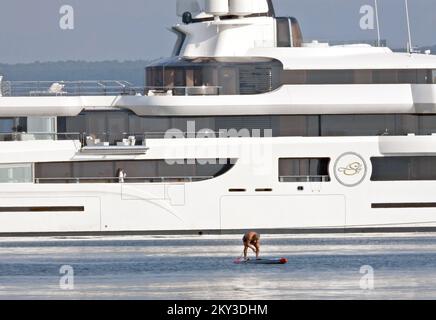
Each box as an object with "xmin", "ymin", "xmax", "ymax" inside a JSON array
[
  {"xmin": 0, "ymin": 60, "xmax": 153, "ymax": 86},
  {"xmin": 1, "ymin": 45, "xmax": 435, "ymax": 85}
]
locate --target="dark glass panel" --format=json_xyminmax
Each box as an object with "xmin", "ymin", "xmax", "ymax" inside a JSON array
[
  {"xmin": 219, "ymin": 67, "xmax": 239, "ymax": 95},
  {"xmin": 321, "ymin": 115, "xmax": 396, "ymax": 136},
  {"xmin": 307, "ymin": 70, "xmax": 354, "ymax": 84},
  {"xmin": 373, "ymin": 69, "xmax": 398, "ymax": 84},
  {"xmin": 281, "ymin": 70, "xmax": 306, "ymax": 85},
  {"xmin": 353, "ymin": 70, "xmax": 373, "ymax": 84},
  {"xmin": 398, "ymin": 69, "xmax": 417, "ymax": 83},
  {"xmin": 35, "ymin": 160, "xmax": 235, "ymax": 183},
  {"xmin": 371, "ymin": 157, "xmax": 436, "ymax": 181},
  {"xmin": 275, "ymin": 116, "xmax": 319, "ymax": 137},
  {"xmin": 276, "ymin": 17, "xmax": 291, "ymax": 47},
  {"xmin": 290, "ymin": 17, "xmax": 303, "ymax": 47},
  {"xmin": 35, "ymin": 162, "xmax": 73, "ymax": 179},
  {"xmin": 279, "ymin": 158, "xmax": 331, "ymax": 182}
]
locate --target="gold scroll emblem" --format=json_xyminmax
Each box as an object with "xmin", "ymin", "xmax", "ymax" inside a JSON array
[{"xmin": 338, "ymin": 162, "xmax": 363, "ymax": 176}]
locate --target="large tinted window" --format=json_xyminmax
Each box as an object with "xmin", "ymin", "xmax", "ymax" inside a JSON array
[
  {"xmin": 282, "ymin": 69, "xmax": 435, "ymax": 85},
  {"xmin": 371, "ymin": 157, "xmax": 436, "ymax": 181},
  {"xmin": 276, "ymin": 17, "xmax": 303, "ymax": 47},
  {"xmin": 35, "ymin": 160, "xmax": 234, "ymax": 183},
  {"xmin": 0, "ymin": 163, "xmax": 33, "ymax": 183},
  {"xmin": 307, "ymin": 70, "xmax": 354, "ymax": 85},
  {"xmin": 279, "ymin": 158, "xmax": 331, "ymax": 182},
  {"xmin": 60, "ymin": 112, "xmax": 436, "ymax": 141},
  {"xmin": 146, "ymin": 57, "xmax": 282, "ymax": 95},
  {"xmin": 276, "ymin": 18, "xmax": 291, "ymax": 47},
  {"xmin": 0, "ymin": 118, "xmax": 27, "ymax": 140},
  {"xmin": 321, "ymin": 115, "xmax": 397, "ymax": 136}
]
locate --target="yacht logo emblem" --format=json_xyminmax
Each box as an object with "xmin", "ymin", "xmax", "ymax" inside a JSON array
[
  {"xmin": 334, "ymin": 153, "xmax": 367, "ymax": 187},
  {"xmin": 338, "ymin": 162, "xmax": 363, "ymax": 176}
]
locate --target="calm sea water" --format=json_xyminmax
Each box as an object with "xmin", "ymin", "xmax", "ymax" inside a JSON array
[{"xmin": 1, "ymin": 233, "xmax": 436, "ymax": 299}]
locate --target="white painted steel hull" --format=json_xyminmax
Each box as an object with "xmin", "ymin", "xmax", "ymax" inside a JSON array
[{"xmin": 2, "ymin": 137, "xmax": 436, "ymax": 235}]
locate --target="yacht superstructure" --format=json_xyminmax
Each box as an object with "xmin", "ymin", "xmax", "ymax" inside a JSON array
[{"xmin": 1, "ymin": 0, "xmax": 436, "ymax": 235}]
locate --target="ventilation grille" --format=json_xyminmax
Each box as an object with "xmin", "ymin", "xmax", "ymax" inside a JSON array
[{"xmin": 239, "ymin": 67, "xmax": 273, "ymax": 94}]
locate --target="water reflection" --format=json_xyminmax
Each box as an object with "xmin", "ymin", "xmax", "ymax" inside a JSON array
[{"xmin": 1, "ymin": 234, "xmax": 436, "ymax": 299}]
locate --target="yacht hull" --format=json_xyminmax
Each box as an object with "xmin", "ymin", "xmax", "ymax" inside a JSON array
[{"xmin": 1, "ymin": 137, "xmax": 436, "ymax": 236}]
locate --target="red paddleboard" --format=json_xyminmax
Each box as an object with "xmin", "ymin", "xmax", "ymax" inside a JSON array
[{"xmin": 234, "ymin": 258, "xmax": 288, "ymax": 265}]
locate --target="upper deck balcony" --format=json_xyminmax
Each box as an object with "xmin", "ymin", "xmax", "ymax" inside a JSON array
[
  {"xmin": 0, "ymin": 80, "xmax": 139, "ymax": 97},
  {"xmin": 0, "ymin": 79, "xmax": 225, "ymax": 98}
]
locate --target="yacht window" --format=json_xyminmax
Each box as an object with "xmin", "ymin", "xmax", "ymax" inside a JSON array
[
  {"xmin": 279, "ymin": 158, "xmax": 331, "ymax": 182},
  {"xmin": 0, "ymin": 163, "xmax": 33, "ymax": 183},
  {"xmin": 60, "ymin": 112, "xmax": 436, "ymax": 141},
  {"xmin": 281, "ymin": 70, "xmax": 307, "ymax": 85},
  {"xmin": 373, "ymin": 70, "xmax": 398, "ymax": 84},
  {"xmin": 219, "ymin": 67, "xmax": 239, "ymax": 95},
  {"xmin": 164, "ymin": 69, "xmax": 176, "ymax": 87},
  {"xmin": 290, "ymin": 17, "xmax": 303, "ymax": 47},
  {"xmin": 307, "ymin": 70, "xmax": 354, "ymax": 85},
  {"xmin": 398, "ymin": 70, "xmax": 418, "ymax": 83},
  {"xmin": 371, "ymin": 156, "xmax": 436, "ymax": 181},
  {"xmin": 418, "ymin": 69, "xmax": 431, "ymax": 84},
  {"xmin": 276, "ymin": 17, "xmax": 303, "ymax": 47},
  {"xmin": 321, "ymin": 115, "xmax": 396, "ymax": 136},
  {"xmin": 34, "ymin": 159, "xmax": 235, "ymax": 184},
  {"xmin": 146, "ymin": 57, "xmax": 282, "ymax": 95},
  {"xmin": 147, "ymin": 67, "xmax": 164, "ymax": 88},
  {"xmin": 276, "ymin": 17, "xmax": 291, "ymax": 47},
  {"xmin": 239, "ymin": 65, "xmax": 274, "ymax": 94},
  {"xmin": 433, "ymin": 70, "xmax": 436, "ymax": 84},
  {"xmin": 0, "ymin": 118, "xmax": 27, "ymax": 141},
  {"xmin": 0, "ymin": 118, "xmax": 15, "ymax": 133},
  {"xmin": 354, "ymin": 70, "xmax": 373, "ymax": 84},
  {"xmin": 275, "ymin": 116, "xmax": 320, "ymax": 137},
  {"xmin": 282, "ymin": 69, "xmax": 435, "ymax": 85}
]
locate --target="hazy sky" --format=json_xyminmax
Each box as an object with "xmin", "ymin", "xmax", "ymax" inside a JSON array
[{"xmin": 0, "ymin": 0, "xmax": 435, "ymax": 63}]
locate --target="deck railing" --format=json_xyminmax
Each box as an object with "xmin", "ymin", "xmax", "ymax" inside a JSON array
[
  {"xmin": 34, "ymin": 176, "xmax": 213, "ymax": 184},
  {"xmin": 279, "ymin": 175, "xmax": 331, "ymax": 183},
  {"xmin": 0, "ymin": 80, "xmax": 222, "ymax": 97},
  {"xmin": 0, "ymin": 132, "xmax": 81, "ymax": 142},
  {"xmin": 1, "ymin": 80, "xmax": 139, "ymax": 97},
  {"xmin": 0, "ymin": 130, "xmax": 259, "ymax": 144}
]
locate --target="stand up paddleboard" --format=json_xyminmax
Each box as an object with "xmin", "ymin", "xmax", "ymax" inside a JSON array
[{"xmin": 234, "ymin": 258, "xmax": 288, "ymax": 265}]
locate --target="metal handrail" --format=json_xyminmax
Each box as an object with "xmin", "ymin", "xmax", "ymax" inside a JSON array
[
  {"xmin": 1, "ymin": 80, "xmax": 223, "ymax": 97},
  {"xmin": 309, "ymin": 39, "xmax": 388, "ymax": 47},
  {"xmin": 145, "ymin": 86, "xmax": 222, "ymax": 96},
  {"xmin": 1, "ymin": 80, "xmax": 135, "ymax": 97},
  {"xmin": 0, "ymin": 130, "xmax": 271, "ymax": 144},
  {"xmin": 0, "ymin": 132, "xmax": 82, "ymax": 141},
  {"xmin": 34, "ymin": 176, "xmax": 214, "ymax": 184},
  {"xmin": 279, "ymin": 175, "xmax": 331, "ymax": 182}
]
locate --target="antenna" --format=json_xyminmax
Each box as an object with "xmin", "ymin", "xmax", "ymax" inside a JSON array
[
  {"xmin": 374, "ymin": 0, "xmax": 381, "ymax": 47},
  {"xmin": 404, "ymin": 0, "xmax": 413, "ymax": 53}
]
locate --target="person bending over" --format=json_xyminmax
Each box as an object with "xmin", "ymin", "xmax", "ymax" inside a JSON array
[{"xmin": 242, "ymin": 231, "xmax": 260, "ymax": 260}]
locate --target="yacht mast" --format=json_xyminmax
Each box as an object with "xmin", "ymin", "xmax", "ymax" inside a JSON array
[
  {"xmin": 404, "ymin": 0, "xmax": 413, "ymax": 53},
  {"xmin": 374, "ymin": 0, "xmax": 381, "ymax": 47}
]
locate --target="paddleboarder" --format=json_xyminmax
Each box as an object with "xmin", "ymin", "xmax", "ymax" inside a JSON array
[{"xmin": 242, "ymin": 231, "xmax": 260, "ymax": 260}]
